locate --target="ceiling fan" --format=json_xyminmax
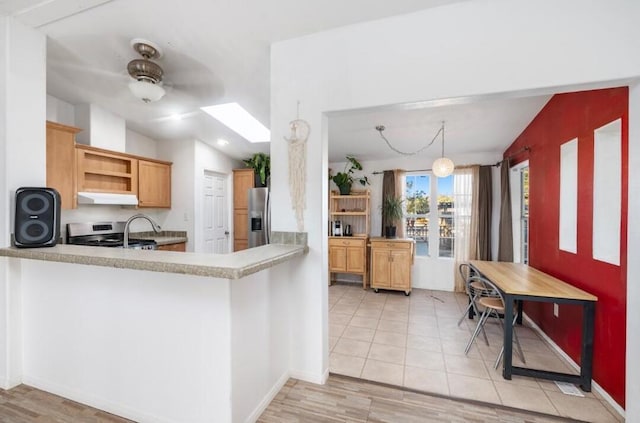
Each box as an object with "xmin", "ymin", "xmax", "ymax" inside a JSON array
[{"xmin": 127, "ymin": 38, "xmax": 166, "ymax": 103}]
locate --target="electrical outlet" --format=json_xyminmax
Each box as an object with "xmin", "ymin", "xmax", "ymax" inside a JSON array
[
  {"xmin": 184, "ymin": 212, "xmax": 189, "ymax": 222},
  {"xmin": 553, "ymin": 303, "xmax": 559, "ymax": 317}
]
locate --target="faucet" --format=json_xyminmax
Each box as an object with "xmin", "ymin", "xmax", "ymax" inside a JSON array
[{"xmin": 123, "ymin": 214, "xmax": 162, "ymax": 248}]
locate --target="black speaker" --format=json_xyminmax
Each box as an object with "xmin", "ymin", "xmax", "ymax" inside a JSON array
[{"xmin": 14, "ymin": 187, "xmax": 61, "ymax": 248}]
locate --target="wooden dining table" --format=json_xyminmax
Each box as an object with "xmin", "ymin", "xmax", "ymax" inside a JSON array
[{"xmin": 469, "ymin": 260, "xmax": 598, "ymax": 391}]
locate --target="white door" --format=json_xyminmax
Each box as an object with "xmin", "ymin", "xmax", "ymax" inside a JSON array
[{"xmin": 203, "ymin": 171, "xmax": 229, "ymax": 253}]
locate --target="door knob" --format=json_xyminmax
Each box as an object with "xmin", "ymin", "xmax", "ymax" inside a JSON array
[{"xmin": 224, "ymin": 231, "xmax": 230, "ymax": 235}]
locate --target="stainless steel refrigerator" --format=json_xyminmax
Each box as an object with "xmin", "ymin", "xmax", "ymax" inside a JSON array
[{"xmin": 247, "ymin": 187, "xmax": 270, "ymax": 248}]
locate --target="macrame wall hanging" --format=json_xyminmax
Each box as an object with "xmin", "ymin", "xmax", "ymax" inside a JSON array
[{"xmin": 284, "ymin": 102, "xmax": 310, "ymax": 232}]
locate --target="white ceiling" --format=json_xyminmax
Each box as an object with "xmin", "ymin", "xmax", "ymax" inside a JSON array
[
  {"xmin": 4, "ymin": 0, "xmax": 557, "ymax": 163},
  {"xmin": 327, "ymin": 94, "xmax": 551, "ymax": 162}
]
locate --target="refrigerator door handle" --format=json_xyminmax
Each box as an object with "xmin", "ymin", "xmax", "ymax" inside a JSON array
[{"xmin": 265, "ymin": 190, "xmax": 270, "ymax": 244}]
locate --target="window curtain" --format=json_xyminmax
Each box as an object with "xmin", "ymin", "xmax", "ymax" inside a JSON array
[
  {"xmin": 453, "ymin": 166, "xmax": 476, "ymax": 292},
  {"xmin": 381, "ymin": 170, "xmax": 406, "ymax": 238},
  {"xmin": 395, "ymin": 170, "xmax": 406, "ymax": 238},
  {"xmin": 478, "ymin": 165, "xmax": 493, "ymax": 260},
  {"xmin": 498, "ymin": 159, "xmax": 514, "ymax": 261}
]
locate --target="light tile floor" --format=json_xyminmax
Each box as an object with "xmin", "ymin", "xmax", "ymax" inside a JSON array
[{"xmin": 329, "ymin": 283, "xmax": 624, "ymax": 422}]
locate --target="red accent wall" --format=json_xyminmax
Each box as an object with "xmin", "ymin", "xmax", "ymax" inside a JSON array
[{"xmin": 504, "ymin": 87, "xmax": 627, "ymax": 407}]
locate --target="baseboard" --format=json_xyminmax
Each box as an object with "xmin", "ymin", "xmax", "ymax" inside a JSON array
[
  {"xmin": 0, "ymin": 377, "xmax": 22, "ymax": 390},
  {"xmin": 22, "ymin": 375, "xmax": 175, "ymax": 423},
  {"xmin": 522, "ymin": 314, "xmax": 626, "ymax": 419},
  {"xmin": 245, "ymin": 371, "xmax": 290, "ymax": 423},
  {"xmin": 289, "ymin": 367, "xmax": 329, "ymax": 385}
]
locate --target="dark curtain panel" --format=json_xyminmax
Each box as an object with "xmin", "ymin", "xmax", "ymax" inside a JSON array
[
  {"xmin": 381, "ymin": 170, "xmax": 396, "ymax": 236},
  {"xmin": 477, "ymin": 165, "xmax": 493, "ymax": 260},
  {"xmin": 498, "ymin": 159, "xmax": 514, "ymax": 261}
]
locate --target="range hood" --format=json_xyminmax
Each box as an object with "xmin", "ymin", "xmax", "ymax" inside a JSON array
[{"xmin": 77, "ymin": 192, "xmax": 139, "ymax": 205}]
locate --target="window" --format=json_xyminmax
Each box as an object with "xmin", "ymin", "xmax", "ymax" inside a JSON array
[
  {"xmin": 405, "ymin": 174, "xmax": 430, "ymax": 256},
  {"xmin": 438, "ymin": 175, "xmax": 454, "ymax": 258},
  {"xmin": 404, "ymin": 173, "xmax": 455, "ymax": 257},
  {"xmin": 520, "ymin": 167, "xmax": 529, "ymax": 264}
]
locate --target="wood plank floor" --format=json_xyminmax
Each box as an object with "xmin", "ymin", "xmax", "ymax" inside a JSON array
[
  {"xmin": 0, "ymin": 375, "xmax": 583, "ymax": 422},
  {"xmin": 0, "ymin": 384, "xmax": 133, "ymax": 423},
  {"xmin": 259, "ymin": 374, "xmax": 584, "ymax": 423}
]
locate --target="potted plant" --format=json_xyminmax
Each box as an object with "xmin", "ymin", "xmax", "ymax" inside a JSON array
[
  {"xmin": 243, "ymin": 153, "xmax": 270, "ymax": 187},
  {"xmin": 330, "ymin": 156, "xmax": 369, "ymax": 195},
  {"xmin": 381, "ymin": 195, "xmax": 404, "ymax": 238}
]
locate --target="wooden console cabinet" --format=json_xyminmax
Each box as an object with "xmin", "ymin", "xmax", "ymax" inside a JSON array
[
  {"xmin": 329, "ymin": 237, "xmax": 368, "ymax": 288},
  {"xmin": 370, "ymin": 238, "xmax": 415, "ymax": 295}
]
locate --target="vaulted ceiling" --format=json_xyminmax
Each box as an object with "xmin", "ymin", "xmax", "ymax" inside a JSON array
[{"xmin": 4, "ymin": 0, "xmax": 552, "ymax": 161}]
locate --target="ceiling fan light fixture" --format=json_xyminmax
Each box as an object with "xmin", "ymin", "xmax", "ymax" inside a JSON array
[
  {"xmin": 127, "ymin": 38, "xmax": 165, "ymax": 103},
  {"xmin": 128, "ymin": 80, "xmax": 165, "ymax": 103}
]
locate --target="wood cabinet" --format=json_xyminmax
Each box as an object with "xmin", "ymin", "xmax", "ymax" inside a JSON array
[
  {"xmin": 370, "ymin": 238, "xmax": 415, "ymax": 295},
  {"xmin": 233, "ymin": 169, "xmax": 254, "ymax": 251},
  {"xmin": 75, "ymin": 144, "xmax": 172, "ymax": 208},
  {"xmin": 76, "ymin": 145, "xmax": 138, "ymax": 195},
  {"xmin": 138, "ymin": 159, "xmax": 172, "ymax": 208},
  {"xmin": 328, "ymin": 189, "xmax": 370, "ymax": 288},
  {"xmin": 46, "ymin": 121, "xmax": 81, "ymax": 209},
  {"xmin": 329, "ymin": 237, "xmax": 368, "ymax": 288},
  {"xmin": 157, "ymin": 242, "xmax": 186, "ymax": 252}
]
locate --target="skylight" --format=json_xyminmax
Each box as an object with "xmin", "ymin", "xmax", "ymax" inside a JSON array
[{"xmin": 201, "ymin": 103, "xmax": 270, "ymax": 143}]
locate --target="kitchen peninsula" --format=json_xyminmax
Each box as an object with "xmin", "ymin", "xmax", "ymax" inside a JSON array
[{"xmin": 0, "ymin": 237, "xmax": 306, "ymax": 423}]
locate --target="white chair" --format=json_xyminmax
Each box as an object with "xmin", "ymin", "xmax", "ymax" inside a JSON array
[{"xmin": 464, "ymin": 275, "xmax": 526, "ymax": 369}]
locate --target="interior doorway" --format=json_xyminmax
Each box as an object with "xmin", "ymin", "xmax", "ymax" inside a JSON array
[{"xmin": 202, "ymin": 170, "xmax": 229, "ymax": 254}]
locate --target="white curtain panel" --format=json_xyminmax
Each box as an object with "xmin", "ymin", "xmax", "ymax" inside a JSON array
[{"xmin": 453, "ymin": 167, "xmax": 474, "ymax": 292}]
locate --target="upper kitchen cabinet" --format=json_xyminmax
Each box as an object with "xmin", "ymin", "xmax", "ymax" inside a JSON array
[
  {"xmin": 46, "ymin": 121, "xmax": 81, "ymax": 209},
  {"xmin": 76, "ymin": 145, "xmax": 138, "ymax": 195},
  {"xmin": 138, "ymin": 159, "xmax": 172, "ymax": 208}
]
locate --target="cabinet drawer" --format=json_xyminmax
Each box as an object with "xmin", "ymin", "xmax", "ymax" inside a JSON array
[
  {"xmin": 370, "ymin": 241, "xmax": 412, "ymax": 250},
  {"xmin": 329, "ymin": 238, "xmax": 365, "ymax": 248}
]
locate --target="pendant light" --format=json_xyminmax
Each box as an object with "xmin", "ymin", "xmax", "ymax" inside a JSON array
[{"xmin": 432, "ymin": 121, "xmax": 454, "ymax": 177}]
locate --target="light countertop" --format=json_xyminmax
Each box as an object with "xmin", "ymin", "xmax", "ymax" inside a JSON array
[{"xmin": 0, "ymin": 243, "xmax": 306, "ymax": 279}]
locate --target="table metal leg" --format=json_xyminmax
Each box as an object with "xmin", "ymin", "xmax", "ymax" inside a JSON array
[
  {"xmin": 580, "ymin": 301, "xmax": 595, "ymax": 392},
  {"xmin": 503, "ymin": 295, "xmax": 513, "ymax": 380},
  {"xmin": 516, "ymin": 299, "xmax": 523, "ymax": 325}
]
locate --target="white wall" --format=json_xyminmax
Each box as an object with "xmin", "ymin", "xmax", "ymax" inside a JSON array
[
  {"xmin": 75, "ymin": 103, "xmax": 126, "ymax": 152},
  {"xmin": 46, "ymin": 94, "xmax": 75, "ymax": 126},
  {"xmin": 155, "ymin": 139, "xmax": 240, "ymax": 252},
  {"xmin": 21, "ymin": 260, "xmax": 233, "ymax": 423},
  {"xmin": 0, "ymin": 16, "xmax": 46, "ymax": 389},
  {"xmin": 126, "ymin": 129, "xmax": 157, "ymax": 158},
  {"xmin": 270, "ymin": 0, "xmax": 640, "ymax": 405},
  {"xmin": 157, "ymin": 139, "xmax": 196, "ymax": 250},
  {"xmin": 230, "ymin": 267, "xmax": 290, "ymax": 422},
  {"xmin": 193, "ymin": 140, "xmax": 242, "ymax": 253},
  {"xmin": 626, "ymin": 82, "xmax": 640, "ymax": 421}
]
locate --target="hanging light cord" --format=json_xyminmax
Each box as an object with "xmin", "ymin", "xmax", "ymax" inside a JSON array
[
  {"xmin": 375, "ymin": 123, "xmax": 444, "ymax": 156},
  {"xmin": 440, "ymin": 122, "xmax": 445, "ymax": 157}
]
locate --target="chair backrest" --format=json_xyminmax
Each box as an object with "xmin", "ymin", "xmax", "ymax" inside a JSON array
[
  {"xmin": 459, "ymin": 263, "xmax": 473, "ymax": 292},
  {"xmin": 467, "ymin": 275, "xmax": 504, "ymax": 304}
]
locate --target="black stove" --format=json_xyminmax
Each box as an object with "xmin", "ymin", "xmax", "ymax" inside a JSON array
[{"xmin": 66, "ymin": 222, "xmax": 158, "ymax": 250}]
